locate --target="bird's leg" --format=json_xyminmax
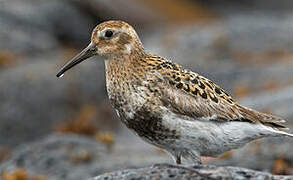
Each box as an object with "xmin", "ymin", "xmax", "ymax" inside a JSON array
[{"xmin": 176, "ymin": 156, "xmax": 181, "ymax": 164}]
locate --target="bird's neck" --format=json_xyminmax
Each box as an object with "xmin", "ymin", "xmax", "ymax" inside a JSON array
[
  {"xmin": 104, "ymin": 55, "xmax": 147, "ymax": 110},
  {"xmin": 105, "ymin": 57, "xmax": 135, "ymax": 76},
  {"xmin": 104, "ymin": 50, "xmax": 147, "ymax": 76}
]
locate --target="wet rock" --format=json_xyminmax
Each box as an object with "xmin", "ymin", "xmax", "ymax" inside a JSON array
[{"xmin": 90, "ymin": 163, "xmax": 293, "ymax": 180}]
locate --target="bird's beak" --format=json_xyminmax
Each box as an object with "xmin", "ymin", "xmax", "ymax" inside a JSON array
[{"xmin": 56, "ymin": 43, "xmax": 96, "ymax": 78}]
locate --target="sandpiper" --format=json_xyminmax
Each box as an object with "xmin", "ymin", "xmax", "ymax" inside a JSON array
[{"xmin": 57, "ymin": 20, "xmax": 293, "ymax": 164}]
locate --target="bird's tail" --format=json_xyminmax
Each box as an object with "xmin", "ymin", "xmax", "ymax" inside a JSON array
[
  {"xmin": 263, "ymin": 124, "xmax": 293, "ymax": 137},
  {"xmin": 237, "ymin": 105, "xmax": 293, "ymax": 137},
  {"xmin": 237, "ymin": 105, "xmax": 288, "ymax": 129},
  {"xmin": 275, "ymin": 130, "xmax": 293, "ymax": 137}
]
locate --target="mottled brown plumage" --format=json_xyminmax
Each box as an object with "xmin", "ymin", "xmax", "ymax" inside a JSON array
[
  {"xmin": 57, "ymin": 20, "xmax": 293, "ymax": 164},
  {"xmin": 142, "ymin": 55, "xmax": 287, "ymax": 128}
]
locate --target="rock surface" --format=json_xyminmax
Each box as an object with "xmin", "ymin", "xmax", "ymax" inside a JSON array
[
  {"xmin": 0, "ymin": 130, "xmax": 292, "ymax": 179},
  {"xmin": 90, "ymin": 163, "xmax": 293, "ymax": 180},
  {"xmin": 0, "ymin": 0, "xmax": 95, "ymax": 53},
  {"xmin": 0, "ymin": 54, "xmax": 111, "ymax": 146},
  {"xmin": 0, "ymin": 134, "xmax": 170, "ymax": 180}
]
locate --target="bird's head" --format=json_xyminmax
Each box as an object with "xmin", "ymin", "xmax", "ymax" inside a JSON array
[{"xmin": 56, "ymin": 20, "xmax": 143, "ymax": 77}]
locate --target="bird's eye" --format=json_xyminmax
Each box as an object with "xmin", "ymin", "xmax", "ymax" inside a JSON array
[{"xmin": 105, "ymin": 30, "xmax": 113, "ymax": 38}]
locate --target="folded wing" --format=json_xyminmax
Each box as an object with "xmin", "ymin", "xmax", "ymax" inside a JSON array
[{"xmin": 145, "ymin": 55, "xmax": 287, "ymax": 129}]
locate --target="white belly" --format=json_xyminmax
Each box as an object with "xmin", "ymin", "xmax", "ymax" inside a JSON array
[{"xmin": 161, "ymin": 111, "xmax": 274, "ymax": 157}]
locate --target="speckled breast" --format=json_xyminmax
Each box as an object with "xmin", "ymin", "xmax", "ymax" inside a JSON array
[
  {"xmin": 107, "ymin": 86, "xmax": 178, "ymax": 145},
  {"xmin": 117, "ymin": 107, "xmax": 180, "ymax": 145},
  {"xmin": 104, "ymin": 59, "xmax": 179, "ymax": 145}
]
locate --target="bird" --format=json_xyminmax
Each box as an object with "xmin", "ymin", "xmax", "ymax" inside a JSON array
[{"xmin": 56, "ymin": 20, "xmax": 293, "ymax": 164}]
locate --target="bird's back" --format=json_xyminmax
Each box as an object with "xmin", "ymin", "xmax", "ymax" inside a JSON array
[{"xmin": 143, "ymin": 54, "xmax": 289, "ymax": 129}]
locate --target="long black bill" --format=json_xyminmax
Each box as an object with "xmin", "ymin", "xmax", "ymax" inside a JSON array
[{"xmin": 56, "ymin": 43, "xmax": 96, "ymax": 78}]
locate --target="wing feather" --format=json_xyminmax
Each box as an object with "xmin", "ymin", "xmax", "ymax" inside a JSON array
[{"xmin": 145, "ymin": 55, "xmax": 287, "ymax": 128}]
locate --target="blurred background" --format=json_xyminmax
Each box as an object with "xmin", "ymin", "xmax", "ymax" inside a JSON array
[{"xmin": 0, "ymin": 0, "xmax": 293, "ymax": 179}]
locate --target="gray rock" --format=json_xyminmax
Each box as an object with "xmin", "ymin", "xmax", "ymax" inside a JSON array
[
  {"xmin": 90, "ymin": 163, "xmax": 293, "ymax": 180},
  {"xmin": 0, "ymin": 134, "xmax": 169, "ymax": 180},
  {"xmin": 0, "ymin": 0, "xmax": 93, "ymax": 53},
  {"xmin": 0, "ymin": 0, "xmax": 163, "ymax": 54},
  {"xmin": 240, "ymin": 86, "xmax": 293, "ymax": 122},
  {"xmin": 209, "ymin": 136, "xmax": 293, "ymax": 172},
  {"xmin": 145, "ymin": 13, "xmax": 293, "ymax": 66},
  {"xmin": 70, "ymin": 0, "xmax": 162, "ymax": 25},
  {"xmin": 1, "ymin": 132, "xmax": 292, "ymax": 180},
  {"xmin": 0, "ymin": 54, "xmax": 109, "ymax": 146},
  {"xmin": 225, "ymin": 13, "xmax": 293, "ymax": 52},
  {"xmin": 0, "ymin": 10, "xmax": 58, "ymax": 54}
]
